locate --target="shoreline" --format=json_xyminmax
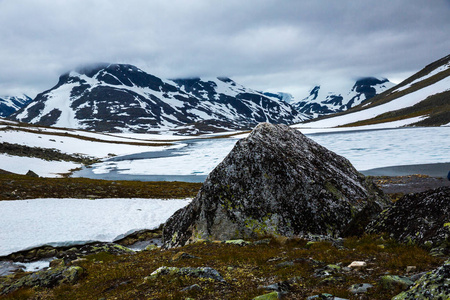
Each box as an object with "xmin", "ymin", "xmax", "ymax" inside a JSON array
[{"xmin": 360, "ymin": 162, "xmax": 450, "ymax": 178}]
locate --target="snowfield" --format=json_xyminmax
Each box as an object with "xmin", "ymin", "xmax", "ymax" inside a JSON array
[
  {"xmin": 0, "ymin": 198, "xmax": 191, "ymax": 256},
  {"xmin": 0, "ymin": 154, "xmax": 80, "ymax": 177}
]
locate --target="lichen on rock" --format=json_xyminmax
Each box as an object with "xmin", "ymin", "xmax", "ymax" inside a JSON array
[
  {"xmin": 392, "ymin": 260, "xmax": 450, "ymax": 300},
  {"xmin": 163, "ymin": 123, "xmax": 387, "ymax": 248},
  {"xmin": 366, "ymin": 187, "xmax": 450, "ymax": 254}
]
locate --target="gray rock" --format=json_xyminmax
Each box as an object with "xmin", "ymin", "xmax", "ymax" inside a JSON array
[
  {"xmin": 367, "ymin": 187, "xmax": 450, "ymax": 254},
  {"xmin": 1, "ymin": 265, "xmax": 83, "ymax": 295},
  {"xmin": 163, "ymin": 123, "xmax": 387, "ymax": 248},
  {"xmin": 349, "ymin": 283, "xmax": 373, "ymax": 294},
  {"xmin": 253, "ymin": 291, "xmax": 280, "ymax": 300},
  {"xmin": 181, "ymin": 283, "xmax": 202, "ymax": 292},
  {"xmin": 26, "ymin": 170, "xmax": 39, "ymax": 177},
  {"xmin": 307, "ymin": 293, "xmax": 348, "ymax": 300},
  {"xmin": 392, "ymin": 260, "xmax": 450, "ymax": 299},
  {"xmin": 147, "ymin": 266, "xmax": 225, "ymax": 282},
  {"xmin": 380, "ymin": 275, "xmax": 414, "ymax": 290}
]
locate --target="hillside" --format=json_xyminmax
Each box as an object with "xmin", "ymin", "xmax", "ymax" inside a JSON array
[
  {"xmin": 297, "ymin": 54, "xmax": 450, "ymax": 128},
  {"xmin": 10, "ymin": 64, "xmax": 305, "ymax": 135}
]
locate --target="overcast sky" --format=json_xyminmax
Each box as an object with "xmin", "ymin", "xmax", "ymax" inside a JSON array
[{"xmin": 0, "ymin": 0, "xmax": 449, "ymax": 99}]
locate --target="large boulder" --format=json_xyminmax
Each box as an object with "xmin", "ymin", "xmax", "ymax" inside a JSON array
[
  {"xmin": 163, "ymin": 123, "xmax": 387, "ymax": 248},
  {"xmin": 367, "ymin": 186, "xmax": 450, "ymax": 254}
]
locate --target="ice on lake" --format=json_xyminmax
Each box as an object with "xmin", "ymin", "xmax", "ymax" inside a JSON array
[{"xmin": 77, "ymin": 127, "xmax": 450, "ymax": 180}]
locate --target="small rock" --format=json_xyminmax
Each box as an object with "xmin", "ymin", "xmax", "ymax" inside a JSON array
[
  {"xmin": 347, "ymin": 261, "xmax": 367, "ymax": 269},
  {"xmin": 392, "ymin": 260, "xmax": 450, "ymax": 299},
  {"xmin": 380, "ymin": 275, "xmax": 414, "ymax": 290},
  {"xmin": 253, "ymin": 238, "xmax": 271, "ymax": 245},
  {"xmin": 181, "ymin": 284, "xmax": 202, "ymax": 292},
  {"xmin": 260, "ymin": 279, "xmax": 294, "ymax": 293},
  {"xmin": 49, "ymin": 259, "xmax": 65, "ymax": 268},
  {"xmin": 253, "ymin": 291, "xmax": 279, "ymax": 300},
  {"xmin": 147, "ymin": 266, "xmax": 225, "ymax": 282},
  {"xmin": 349, "ymin": 283, "xmax": 373, "ymax": 294},
  {"xmin": 405, "ymin": 265, "xmax": 416, "ymax": 273},
  {"xmin": 26, "ymin": 170, "xmax": 39, "ymax": 177},
  {"xmin": 171, "ymin": 252, "xmax": 199, "ymax": 262},
  {"xmin": 224, "ymin": 239, "xmax": 251, "ymax": 246},
  {"xmin": 70, "ymin": 258, "xmax": 88, "ymax": 266},
  {"xmin": 276, "ymin": 261, "xmax": 294, "ymax": 268},
  {"xmin": 307, "ymin": 293, "xmax": 348, "ymax": 300},
  {"xmin": 0, "ymin": 265, "xmax": 83, "ymax": 295},
  {"xmin": 144, "ymin": 244, "xmax": 159, "ymax": 251}
]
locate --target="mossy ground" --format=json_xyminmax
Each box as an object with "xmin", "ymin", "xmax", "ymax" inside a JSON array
[
  {"xmin": 1, "ymin": 235, "xmax": 445, "ymax": 299},
  {"xmin": 1, "ymin": 175, "xmax": 448, "ymax": 299},
  {"xmin": 0, "ymin": 173, "xmax": 201, "ymax": 200}
]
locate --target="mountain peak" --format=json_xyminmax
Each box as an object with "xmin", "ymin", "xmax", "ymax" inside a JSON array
[
  {"xmin": 11, "ymin": 63, "xmax": 306, "ymax": 134},
  {"xmin": 292, "ymin": 77, "xmax": 394, "ymax": 118}
]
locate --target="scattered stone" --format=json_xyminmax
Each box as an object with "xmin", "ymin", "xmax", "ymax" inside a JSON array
[
  {"xmin": 314, "ymin": 264, "xmax": 342, "ymax": 278},
  {"xmin": 70, "ymin": 258, "xmax": 88, "ymax": 266},
  {"xmin": 171, "ymin": 252, "xmax": 199, "ymax": 262},
  {"xmin": 147, "ymin": 266, "xmax": 225, "ymax": 282},
  {"xmin": 349, "ymin": 283, "xmax": 373, "ymax": 294},
  {"xmin": 224, "ymin": 239, "xmax": 251, "ymax": 246},
  {"xmin": 253, "ymin": 238, "xmax": 271, "ymax": 245},
  {"xmin": 163, "ymin": 123, "xmax": 387, "ymax": 248},
  {"xmin": 49, "ymin": 258, "xmax": 65, "ymax": 268},
  {"xmin": 392, "ymin": 260, "xmax": 450, "ymax": 299},
  {"xmin": 347, "ymin": 261, "xmax": 367, "ymax": 269},
  {"xmin": 276, "ymin": 261, "xmax": 294, "ymax": 268},
  {"xmin": 253, "ymin": 291, "xmax": 280, "ymax": 300},
  {"xmin": 405, "ymin": 266, "xmax": 416, "ymax": 273},
  {"xmin": 181, "ymin": 283, "xmax": 202, "ymax": 292},
  {"xmin": 259, "ymin": 277, "xmax": 300, "ymax": 293},
  {"xmin": 366, "ymin": 186, "xmax": 450, "ymax": 254},
  {"xmin": 307, "ymin": 293, "xmax": 348, "ymax": 300},
  {"xmin": 25, "ymin": 170, "xmax": 39, "ymax": 177},
  {"xmin": 0, "ymin": 265, "xmax": 83, "ymax": 295},
  {"xmin": 4, "ymin": 242, "xmax": 135, "ymax": 264},
  {"xmin": 380, "ymin": 275, "xmax": 414, "ymax": 290}
]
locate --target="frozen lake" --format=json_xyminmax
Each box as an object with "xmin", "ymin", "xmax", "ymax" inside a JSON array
[{"xmin": 74, "ymin": 126, "xmax": 450, "ymax": 181}]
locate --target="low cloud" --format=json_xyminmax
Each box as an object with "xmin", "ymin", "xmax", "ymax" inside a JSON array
[{"xmin": 0, "ymin": 0, "xmax": 449, "ymax": 99}]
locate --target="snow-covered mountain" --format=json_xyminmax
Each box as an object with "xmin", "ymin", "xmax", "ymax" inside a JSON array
[
  {"xmin": 296, "ymin": 54, "xmax": 450, "ymax": 128},
  {"xmin": 11, "ymin": 64, "xmax": 306, "ymax": 134},
  {"xmin": 0, "ymin": 94, "xmax": 32, "ymax": 117},
  {"xmin": 291, "ymin": 77, "xmax": 395, "ymax": 118}
]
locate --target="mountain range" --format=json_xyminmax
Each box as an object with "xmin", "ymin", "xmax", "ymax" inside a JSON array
[
  {"xmin": 297, "ymin": 53, "xmax": 450, "ymax": 128},
  {"xmin": 10, "ymin": 64, "xmax": 306, "ymax": 134},
  {"xmin": 4, "ymin": 53, "xmax": 449, "ymax": 134},
  {"xmin": 289, "ymin": 77, "xmax": 395, "ymax": 118}
]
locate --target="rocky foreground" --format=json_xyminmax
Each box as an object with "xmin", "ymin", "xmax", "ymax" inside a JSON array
[{"xmin": 0, "ymin": 123, "xmax": 449, "ymax": 299}]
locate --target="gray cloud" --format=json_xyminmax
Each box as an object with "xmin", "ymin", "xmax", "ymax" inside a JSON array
[{"xmin": 0, "ymin": 0, "xmax": 449, "ymax": 98}]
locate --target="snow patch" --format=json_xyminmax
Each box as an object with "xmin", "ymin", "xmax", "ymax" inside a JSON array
[{"xmin": 0, "ymin": 198, "xmax": 191, "ymax": 256}]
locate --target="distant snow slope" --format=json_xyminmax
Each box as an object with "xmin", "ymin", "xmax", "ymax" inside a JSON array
[
  {"xmin": 290, "ymin": 77, "xmax": 395, "ymax": 118},
  {"xmin": 297, "ymin": 54, "xmax": 450, "ymax": 128},
  {"xmin": 0, "ymin": 94, "xmax": 32, "ymax": 117},
  {"xmin": 296, "ymin": 76, "xmax": 450, "ymax": 128},
  {"xmin": 11, "ymin": 64, "xmax": 306, "ymax": 134}
]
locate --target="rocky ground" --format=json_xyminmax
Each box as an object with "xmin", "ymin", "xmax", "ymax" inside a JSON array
[
  {"xmin": 373, "ymin": 174, "xmax": 450, "ymax": 194},
  {"xmin": 0, "ymin": 175, "xmax": 448, "ymax": 299}
]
